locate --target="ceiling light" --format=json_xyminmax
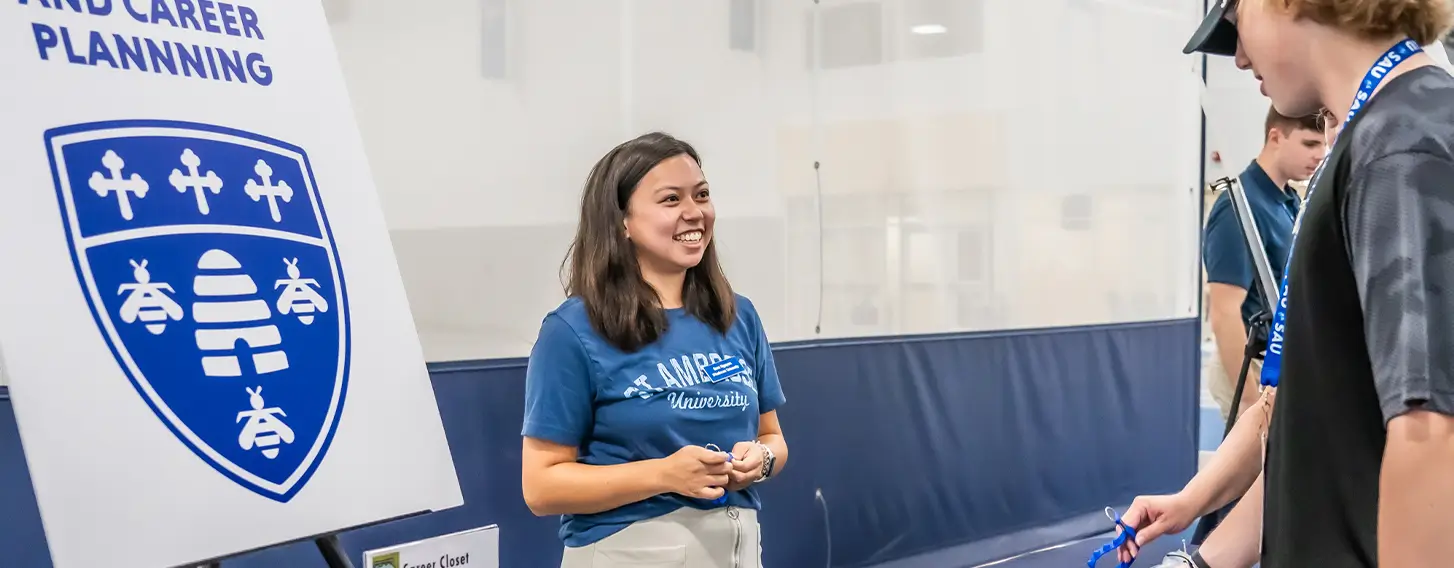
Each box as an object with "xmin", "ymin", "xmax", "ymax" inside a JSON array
[{"xmin": 910, "ymin": 24, "xmax": 947, "ymax": 35}]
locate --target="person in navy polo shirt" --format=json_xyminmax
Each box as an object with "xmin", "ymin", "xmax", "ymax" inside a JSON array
[
  {"xmin": 1202, "ymin": 106, "xmax": 1325, "ymax": 422},
  {"xmin": 520, "ymin": 132, "xmax": 788, "ymax": 568}
]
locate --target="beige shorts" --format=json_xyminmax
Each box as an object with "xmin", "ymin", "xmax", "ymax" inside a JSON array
[
  {"xmin": 1206, "ymin": 337, "xmax": 1262, "ymax": 420},
  {"xmin": 560, "ymin": 506, "xmax": 762, "ymax": 568}
]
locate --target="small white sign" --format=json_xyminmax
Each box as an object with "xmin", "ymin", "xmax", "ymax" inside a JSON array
[{"xmin": 364, "ymin": 525, "xmax": 500, "ymax": 568}]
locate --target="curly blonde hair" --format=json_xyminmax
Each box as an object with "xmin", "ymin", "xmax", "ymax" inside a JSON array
[{"xmin": 1265, "ymin": 0, "xmax": 1454, "ymax": 46}]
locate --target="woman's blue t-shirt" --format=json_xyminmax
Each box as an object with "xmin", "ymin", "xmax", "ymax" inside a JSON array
[{"xmin": 521, "ymin": 294, "xmax": 787, "ymax": 548}]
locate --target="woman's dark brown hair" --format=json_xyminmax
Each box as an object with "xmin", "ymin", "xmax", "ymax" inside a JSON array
[{"xmin": 562, "ymin": 132, "xmax": 736, "ymax": 353}]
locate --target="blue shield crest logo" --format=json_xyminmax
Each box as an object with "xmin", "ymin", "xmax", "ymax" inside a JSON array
[{"xmin": 45, "ymin": 120, "xmax": 351, "ymax": 502}]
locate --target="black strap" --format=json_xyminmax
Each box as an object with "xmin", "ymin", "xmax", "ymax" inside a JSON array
[{"xmin": 1190, "ymin": 549, "xmax": 1213, "ymax": 568}]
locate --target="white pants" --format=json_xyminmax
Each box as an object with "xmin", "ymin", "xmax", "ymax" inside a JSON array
[{"xmin": 560, "ymin": 506, "xmax": 761, "ymax": 568}]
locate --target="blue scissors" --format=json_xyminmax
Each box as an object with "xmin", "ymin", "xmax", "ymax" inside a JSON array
[
  {"xmin": 704, "ymin": 444, "xmax": 733, "ymax": 506},
  {"xmin": 1087, "ymin": 507, "xmax": 1138, "ymax": 568}
]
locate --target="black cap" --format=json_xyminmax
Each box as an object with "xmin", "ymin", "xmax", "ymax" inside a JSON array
[{"xmin": 1183, "ymin": 0, "xmax": 1238, "ymax": 56}]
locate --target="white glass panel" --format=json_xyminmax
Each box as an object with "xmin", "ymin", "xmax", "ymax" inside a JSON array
[{"xmin": 328, "ymin": 0, "xmax": 1206, "ymax": 361}]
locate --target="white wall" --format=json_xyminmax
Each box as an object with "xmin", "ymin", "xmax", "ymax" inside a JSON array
[
  {"xmin": 327, "ymin": 0, "xmax": 1206, "ymax": 361},
  {"xmin": 1202, "ymin": 54, "xmax": 1271, "ymax": 181}
]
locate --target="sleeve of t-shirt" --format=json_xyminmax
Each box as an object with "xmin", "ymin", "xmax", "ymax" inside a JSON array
[
  {"xmin": 743, "ymin": 299, "xmax": 787, "ymax": 413},
  {"xmin": 520, "ymin": 313, "xmax": 596, "ymax": 447},
  {"xmin": 1203, "ymin": 197, "xmax": 1255, "ymax": 290},
  {"xmin": 1343, "ymin": 150, "xmax": 1454, "ymax": 424}
]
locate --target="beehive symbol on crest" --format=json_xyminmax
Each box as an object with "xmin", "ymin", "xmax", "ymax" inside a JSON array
[{"xmin": 192, "ymin": 249, "xmax": 289, "ymax": 377}]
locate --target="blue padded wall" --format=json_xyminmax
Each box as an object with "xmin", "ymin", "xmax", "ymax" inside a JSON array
[
  {"xmin": 0, "ymin": 318, "xmax": 1198, "ymax": 568},
  {"xmin": 0, "ymin": 396, "xmax": 48, "ymax": 568}
]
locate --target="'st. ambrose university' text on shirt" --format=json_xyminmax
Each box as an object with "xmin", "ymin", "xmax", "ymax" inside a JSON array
[{"xmin": 522, "ymin": 295, "xmax": 787, "ymax": 547}]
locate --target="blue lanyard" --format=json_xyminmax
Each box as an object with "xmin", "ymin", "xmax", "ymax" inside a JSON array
[
  {"xmin": 1087, "ymin": 507, "xmax": 1138, "ymax": 568},
  {"xmin": 1259, "ymin": 38, "xmax": 1423, "ymax": 388}
]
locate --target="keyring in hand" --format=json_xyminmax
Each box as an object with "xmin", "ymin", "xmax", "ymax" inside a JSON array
[
  {"xmin": 1087, "ymin": 507, "xmax": 1138, "ymax": 568},
  {"xmin": 704, "ymin": 444, "xmax": 733, "ymax": 505}
]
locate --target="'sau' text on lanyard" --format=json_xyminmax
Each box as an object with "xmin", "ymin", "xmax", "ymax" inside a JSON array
[{"xmin": 1259, "ymin": 38, "xmax": 1425, "ymax": 388}]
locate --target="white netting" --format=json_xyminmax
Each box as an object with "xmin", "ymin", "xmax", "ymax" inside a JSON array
[{"xmin": 326, "ymin": 0, "xmax": 1206, "ymax": 361}]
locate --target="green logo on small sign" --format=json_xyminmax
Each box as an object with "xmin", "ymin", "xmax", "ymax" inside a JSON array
[{"xmin": 372, "ymin": 552, "xmax": 400, "ymax": 568}]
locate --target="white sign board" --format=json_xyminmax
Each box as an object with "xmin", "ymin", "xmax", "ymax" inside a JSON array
[
  {"xmin": 0, "ymin": 2, "xmax": 464, "ymax": 567},
  {"xmin": 364, "ymin": 525, "xmax": 500, "ymax": 568}
]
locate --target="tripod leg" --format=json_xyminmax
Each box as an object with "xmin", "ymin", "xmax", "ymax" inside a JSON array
[
  {"xmin": 1221, "ymin": 339, "xmax": 1257, "ymax": 439},
  {"xmin": 316, "ymin": 534, "xmax": 355, "ymax": 568},
  {"xmin": 1192, "ymin": 320, "xmax": 1264, "ymax": 545}
]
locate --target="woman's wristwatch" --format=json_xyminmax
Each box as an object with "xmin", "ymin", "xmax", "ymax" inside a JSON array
[{"xmin": 753, "ymin": 441, "xmax": 776, "ymax": 483}]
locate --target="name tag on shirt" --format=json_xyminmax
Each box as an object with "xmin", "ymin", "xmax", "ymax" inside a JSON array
[{"xmin": 703, "ymin": 357, "xmax": 745, "ymax": 384}]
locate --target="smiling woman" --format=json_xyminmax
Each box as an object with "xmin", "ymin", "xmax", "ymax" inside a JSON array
[{"xmin": 519, "ymin": 132, "xmax": 789, "ymax": 568}]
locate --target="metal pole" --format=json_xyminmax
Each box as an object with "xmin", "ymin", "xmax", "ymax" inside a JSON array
[{"xmin": 316, "ymin": 534, "xmax": 355, "ymax": 568}]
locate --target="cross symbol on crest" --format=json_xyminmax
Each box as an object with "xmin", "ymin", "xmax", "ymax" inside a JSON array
[
  {"xmin": 88, "ymin": 150, "xmax": 150, "ymax": 221},
  {"xmin": 244, "ymin": 159, "xmax": 293, "ymax": 223},
  {"xmin": 169, "ymin": 149, "xmax": 224, "ymax": 215}
]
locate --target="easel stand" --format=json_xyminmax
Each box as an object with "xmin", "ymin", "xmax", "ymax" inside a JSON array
[
  {"xmin": 1189, "ymin": 174, "xmax": 1281, "ymax": 545},
  {"xmin": 315, "ymin": 534, "xmax": 354, "ymax": 568},
  {"xmin": 195, "ymin": 534, "xmax": 355, "ymax": 568},
  {"xmin": 1220, "ymin": 311, "xmax": 1268, "ymax": 439}
]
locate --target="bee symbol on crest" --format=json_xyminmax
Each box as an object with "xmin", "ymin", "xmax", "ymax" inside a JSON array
[
  {"xmin": 117, "ymin": 259, "xmax": 184, "ymax": 335},
  {"xmin": 275, "ymin": 258, "xmax": 329, "ymax": 325},
  {"xmin": 236, "ymin": 386, "xmax": 294, "ymax": 459}
]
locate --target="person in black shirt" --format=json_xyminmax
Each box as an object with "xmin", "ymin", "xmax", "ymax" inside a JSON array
[{"xmin": 1116, "ymin": 0, "xmax": 1454, "ymax": 566}]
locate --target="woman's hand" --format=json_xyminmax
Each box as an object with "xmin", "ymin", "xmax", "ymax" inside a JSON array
[
  {"xmin": 657, "ymin": 445, "xmax": 734, "ymax": 500},
  {"xmin": 724, "ymin": 441, "xmax": 763, "ymax": 491},
  {"xmin": 1117, "ymin": 492, "xmax": 1201, "ymax": 563}
]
